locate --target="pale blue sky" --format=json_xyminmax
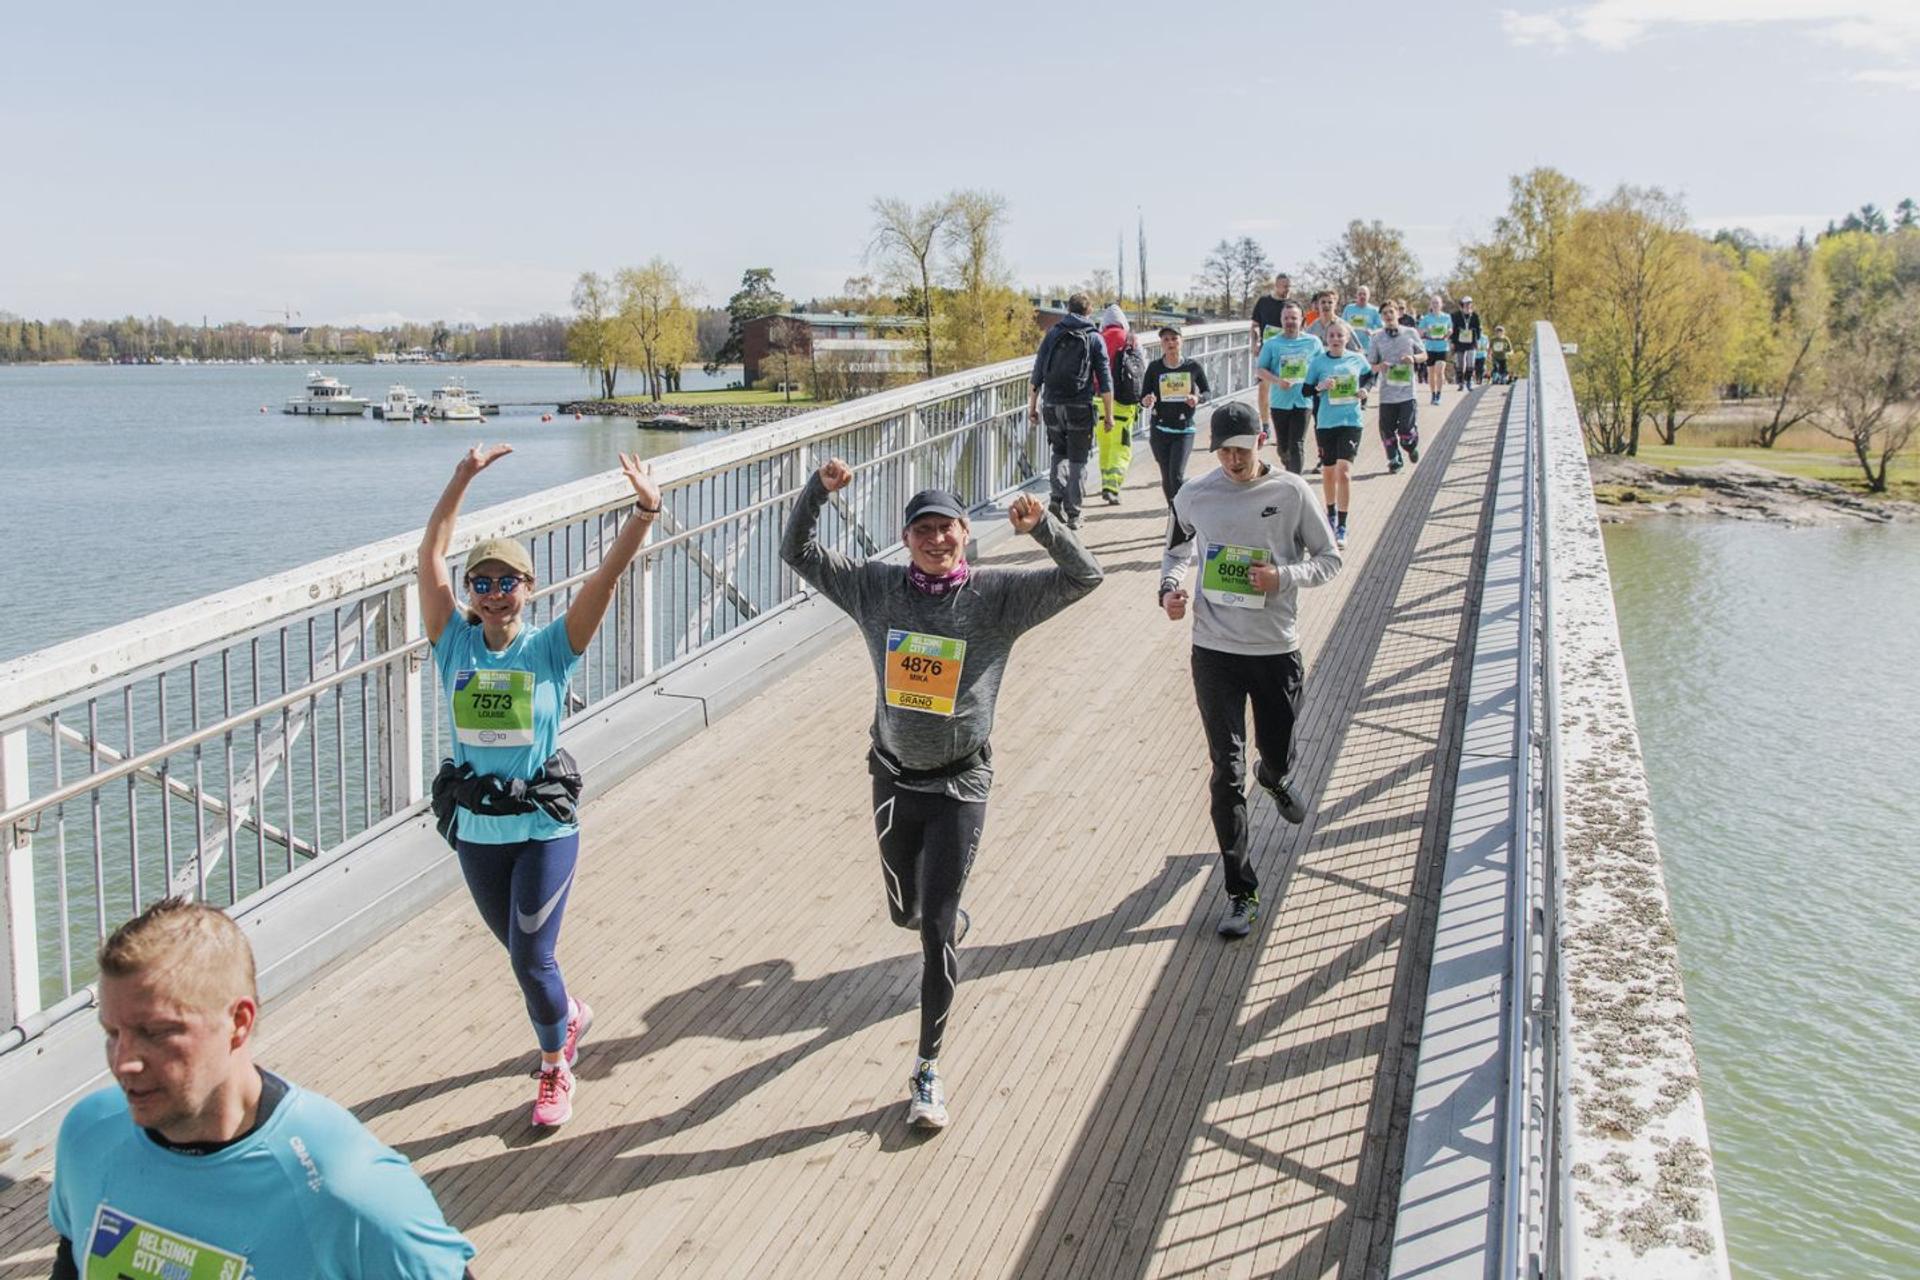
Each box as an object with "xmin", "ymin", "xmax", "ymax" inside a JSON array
[{"xmin": 5, "ymin": 0, "xmax": 1913, "ymax": 325}]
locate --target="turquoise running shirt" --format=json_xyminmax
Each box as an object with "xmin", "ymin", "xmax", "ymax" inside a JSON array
[
  {"xmin": 1417, "ymin": 312, "xmax": 1452, "ymax": 353},
  {"xmin": 1341, "ymin": 304, "xmax": 1382, "ymax": 344},
  {"xmin": 431, "ymin": 612, "xmax": 582, "ymax": 843},
  {"xmin": 1305, "ymin": 352, "xmax": 1372, "ymax": 429},
  {"xmin": 51, "ymin": 1081, "xmax": 474, "ymax": 1280},
  {"xmin": 1257, "ymin": 334, "xmax": 1325, "ymax": 411}
]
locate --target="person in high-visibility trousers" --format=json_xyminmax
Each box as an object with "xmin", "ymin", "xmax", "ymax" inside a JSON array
[{"xmin": 1096, "ymin": 304, "xmax": 1143, "ymax": 504}]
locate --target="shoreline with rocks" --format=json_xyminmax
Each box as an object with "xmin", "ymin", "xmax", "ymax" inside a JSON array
[
  {"xmin": 559, "ymin": 400, "xmax": 820, "ymax": 429},
  {"xmin": 1589, "ymin": 457, "xmax": 1917, "ymax": 526}
]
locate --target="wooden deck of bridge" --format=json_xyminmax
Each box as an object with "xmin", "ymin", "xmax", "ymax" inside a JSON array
[{"xmin": 0, "ymin": 387, "xmax": 1511, "ymax": 1280}]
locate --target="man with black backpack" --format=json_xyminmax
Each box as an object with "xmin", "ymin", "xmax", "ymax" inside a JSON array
[{"xmin": 1027, "ymin": 292, "xmax": 1115, "ymax": 529}]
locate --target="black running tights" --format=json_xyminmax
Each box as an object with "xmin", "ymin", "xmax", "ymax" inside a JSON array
[{"xmin": 871, "ymin": 778, "xmax": 987, "ymax": 1060}]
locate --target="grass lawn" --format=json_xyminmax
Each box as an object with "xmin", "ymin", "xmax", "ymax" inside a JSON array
[
  {"xmin": 1630, "ymin": 442, "xmax": 1919, "ymax": 501},
  {"xmin": 604, "ymin": 388, "xmax": 817, "ymax": 407}
]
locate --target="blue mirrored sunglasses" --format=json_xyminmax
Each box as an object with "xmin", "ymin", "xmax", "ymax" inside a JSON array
[{"xmin": 466, "ymin": 574, "xmax": 527, "ymax": 596}]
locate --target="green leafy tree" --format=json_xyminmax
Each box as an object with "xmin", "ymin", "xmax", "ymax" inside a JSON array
[
  {"xmin": 709, "ymin": 268, "xmax": 788, "ymax": 376},
  {"xmin": 567, "ymin": 270, "xmax": 628, "ymax": 399}
]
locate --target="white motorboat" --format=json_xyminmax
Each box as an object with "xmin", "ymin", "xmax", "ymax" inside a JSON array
[
  {"xmin": 428, "ymin": 379, "xmax": 484, "ymax": 422},
  {"xmin": 373, "ymin": 384, "xmax": 421, "ymax": 420},
  {"xmin": 283, "ymin": 371, "xmax": 369, "ymax": 416}
]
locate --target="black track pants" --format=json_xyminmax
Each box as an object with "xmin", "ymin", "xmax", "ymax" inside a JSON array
[
  {"xmin": 1190, "ymin": 645, "xmax": 1305, "ymax": 898},
  {"xmin": 871, "ymin": 777, "xmax": 987, "ymax": 1060}
]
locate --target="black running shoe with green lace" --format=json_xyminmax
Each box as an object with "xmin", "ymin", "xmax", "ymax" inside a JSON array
[{"xmin": 1218, "ymin": 893, "xmax": 1259, "ymax": 938}]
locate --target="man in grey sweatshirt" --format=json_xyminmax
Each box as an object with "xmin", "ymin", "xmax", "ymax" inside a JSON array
[
  {"xmin": 782, "ymin": 460, "xmax": 1103, "ymax": 1130},
  {"xmin": 1160, "ymin": 401, "xmax": 1343, "ymax": 937},
  {"xmin": 1367, "ymin": 299, "xmax": 1426, "ymax": 472}
]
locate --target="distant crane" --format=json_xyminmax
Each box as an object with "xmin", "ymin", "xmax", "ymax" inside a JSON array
[{"xmin": 258, "ymin": 307, "xmax": 302, "ymax": 328}]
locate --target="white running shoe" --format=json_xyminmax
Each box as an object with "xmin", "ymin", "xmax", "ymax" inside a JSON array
[{"xmin": 907, "ymin": 1063, "xmax": 949, "ymax": 1130}]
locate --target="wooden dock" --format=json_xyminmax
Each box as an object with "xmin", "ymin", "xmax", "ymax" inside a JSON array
[{"xmin": 0, "ymin": 387, "xmax": 1510, "ymax": 1279}]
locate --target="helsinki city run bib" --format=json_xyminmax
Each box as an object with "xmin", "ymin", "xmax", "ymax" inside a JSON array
[
  {"xmin": 1201, "ymin": 544, "xmax": 1270, "ymax": 609},
  {"xmin": 1159, "ymin": 371, "xmax": 1192, "ymax": 399},
  {"xmin": 1278, "ymin": 354, "xmax": 1309, "ymax": 382},
  {"xmin": 452, "ymin": 668, "xmax": 536, "ymax": 747},
  {"xmin": 1456, "ymin": 326, "xmax": 1473, "ymax": 343},
  {"xmin": 86, "ymin": 1205, "xmax": 248, "ymax": 1280},
  {"xmin": 885, "ymin": 630, "xmax": 966, "ymax": 716},
  {"xmin": 1424, "ymin": 320, "xmax": 1448, "ymax": 340},
  {"xmin": 1387, "ymin": 362, "xmax": 1415, "ymax": 384},
  {"xmin": 1327, "ymin": 374, "xmax": 1360, "ymax": 406},
  {"xmin": 1263, "ymin": 325, "xmax": 1285, "ymax": 343}
]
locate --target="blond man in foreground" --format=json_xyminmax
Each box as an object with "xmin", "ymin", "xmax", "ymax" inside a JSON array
[{"xmin": 47, "ymin": 898, "xmax": 476, "ymax": 1279}]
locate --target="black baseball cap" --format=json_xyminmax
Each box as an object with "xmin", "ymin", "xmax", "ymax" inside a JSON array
[
  {"xmin": 1208, "ymin": 401, "xmax": 1262, "ymax": 451},
  {"xmin": 903, "ymin": 489, "xmax": 967, "ymax": 526}
]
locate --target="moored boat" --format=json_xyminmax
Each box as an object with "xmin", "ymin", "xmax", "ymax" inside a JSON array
[{"xmin": 283, "ymin": 371, "xmax": 369, "ymax": 416}]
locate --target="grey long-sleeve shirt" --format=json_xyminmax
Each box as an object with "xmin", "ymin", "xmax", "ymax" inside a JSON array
[
  {"xmin": 781, "ymin": 474, "xmax": 1104, "ymax": 800},
  {"xmin": 1160, "ymin": 464, "xmax": 1342, "ymax": 656}
]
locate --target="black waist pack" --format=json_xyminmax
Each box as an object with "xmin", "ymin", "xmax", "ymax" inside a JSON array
[
  {"xmin": 868, "ymin": 741, "xmax": 991, "ymax": 785},
  {"xmin": 431, "ymin": 748, "xmax": 584, "ymax": 848}
]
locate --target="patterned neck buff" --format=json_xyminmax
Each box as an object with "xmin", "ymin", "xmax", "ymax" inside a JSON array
[{"xmin": 906, "ymin": 559, "xmax": 971, "ymax": 597}]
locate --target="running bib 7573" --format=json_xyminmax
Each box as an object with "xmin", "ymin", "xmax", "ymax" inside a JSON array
[
  {"xmin": 1201, "ymin": 545, "xmax": 1270, "ymax": 609},
  {"xmin": 1327, "ymin": 374, "xmax": 1360, "ymax": 406},
  {"xmin": 452, "ymin": 669, "xmax": 535, "ymax": 747},
  {"xmin": 1387, "ymin": 362, "xmax": 1414, "ymax": 384},
  {"xmin": 1159, "ymin": 371, "xmax": 1192, "ymax": 399},
  {"xmin": 86, "ymin": 1205, "xmax": 247, "ymax": 1280},
  {"xmin": 885, "ymin": 630, "xmax": 966, "ymax": 716},
  {"xmin": 1278, "ymin": 356, "xmax": 1308, "ymax": 381}
]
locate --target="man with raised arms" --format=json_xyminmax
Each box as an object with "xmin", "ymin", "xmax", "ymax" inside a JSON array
[
  {"xmin": 1160, "ymin": 402, "xmax": 1342, "ymax": 938},
  {"xmin": 1254, "ymin": 301, "xmax": 1322, "ymax": 476},
  {"xmin": 781, "ymin": 461, "xmax": 1103, "ymax": 1130},
  {"xmin": 48, "ymin": 898, "xmax": 475, "ymax": 1279}
]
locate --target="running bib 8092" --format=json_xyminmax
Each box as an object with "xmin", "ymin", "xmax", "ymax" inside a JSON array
[
  {"xmin": 885, "ymin": 630, "xmax": 966, "ymax": 717},
  {"xmin": 1201, "ymin": 544, "xmax": 1270, "ymax": 609},
  {"xmin": 86, "ymin": 1205, "xmax": 247, "ymax": 1280},
  {"xmin": 1387, "ymin": 362, "xmax": 1414, "ymax": 384},
  {"xmin": 1278, "ymin": 356, "xmax": 1309, "ymax": 381},
  {"xmin": 452, "ymin": 669, "xmax": 535, "ymax": 747},
  {"xmin": 1159, "ymin": 371, "xmax": 1192, "ymax": 399},
  {"xmin": 1327, "ymin": 374, "xmax": 1360, "ymax": 406}
]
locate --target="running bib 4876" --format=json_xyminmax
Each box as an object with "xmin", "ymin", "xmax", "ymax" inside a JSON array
[
  {"xmin": 1201, "ymin": 544, "xmax": 1270, "ymax": 609},
  {"xmin": 885, "ymin": 630, "xmax": 966, "ymax": 716},
  {"xmin": 1159, "ymin": 371, "xmax": 1192, "ymax": 399},
  {"xmin": 452, "ymin": 669, "xmax": 535, "ymax": 747},
  {"xmin": 86, "ymin": 1205, "xmax": 247, "ymax": 1280},
  {"xmin": 1327, "ymin": 374, "xmax": 1360, "ymax": 406}
]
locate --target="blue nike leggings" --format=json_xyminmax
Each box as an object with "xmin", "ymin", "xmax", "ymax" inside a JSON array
[{"xmin": 457, "ymin": 832, "xmax": 579, "ymax": 1052}]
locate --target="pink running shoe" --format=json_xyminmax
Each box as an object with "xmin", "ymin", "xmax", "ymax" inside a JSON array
[
  {"xmin": 563, "ymin": 998, "xmax": 595, "ymax": 1068},
  {"xmin": 532, "ymin": 1063, "xmax": 574, "ymax": 1127}
]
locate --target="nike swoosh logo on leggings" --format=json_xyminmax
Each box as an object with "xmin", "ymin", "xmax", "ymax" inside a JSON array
[{"xmin": 515, "ymin": 870, "xmax": 575, "ymax": 935}]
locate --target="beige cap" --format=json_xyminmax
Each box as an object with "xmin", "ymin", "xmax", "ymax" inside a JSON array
[{"xmin": 464, "ymin": 537, "xmax": 534, "ymax": 578}]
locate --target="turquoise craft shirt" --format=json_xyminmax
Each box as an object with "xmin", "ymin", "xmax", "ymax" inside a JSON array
[
  {"xmin": 431, "ymin": 611, "xmax": 582, "ymax": 844},
  {"xmin": 1342, "ymin": 304, "xmax": 1382, "ymax": 344},
  {"xmin": 1417, "ymin": 312, "xmax": 1452, "ymax": 353},
  {"xmin": 1257, "ymin": 333, "xmax": 1325, "ymax": 411},
  {"xmin": 51, "ymin": 1081, "xmax": 475, "ymax": 1279},
  {"xmin": 1305, "ymin": 352, "xmax": 1372, "ymax": 429}
]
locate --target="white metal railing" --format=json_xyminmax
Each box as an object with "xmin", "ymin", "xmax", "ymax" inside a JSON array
[
  {"xmin": 1503, "ymin": 322, "xmax": 1575, "ymax": 1278},
  {"xmin": 0, "ymin": 322, "xmax": 1254, "ymax": 1026}
]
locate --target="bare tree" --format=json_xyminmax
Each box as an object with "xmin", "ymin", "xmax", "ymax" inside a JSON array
[
  {"xmin": 1196, "ymin": 240, "xmax": 1236, "ymax": 314},
  {"xmin": 1813, "ymin": 288, "xmax": 1919, "ymax": 491},
  {"xmin": 759, "ymin": 316, "xmax": 808, "ymax": 401},
  {"xmin": 868, "ymin": 196, "xmax": 953, "ymax": 380},
  {"xmin": 1312, "ymin": 220, "xmax": 1422, "ymax": 304},
  {"xmin": 1230, "ymin": 237, "xmax": 1273, "ymax": 315}
]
